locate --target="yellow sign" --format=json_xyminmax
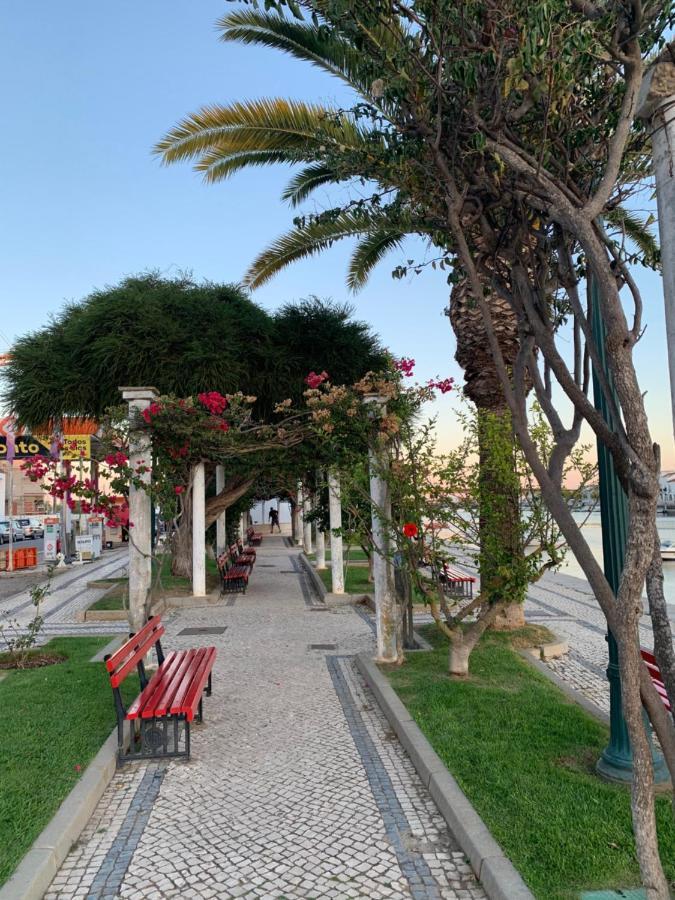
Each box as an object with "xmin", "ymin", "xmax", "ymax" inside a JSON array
[
  {"xmin": 61, "ymin": 435, "xmax": 91, "ymax": 460},
  {"xmin": 34, "ymin": 434, "xmax": 92, "ymax": 460}
]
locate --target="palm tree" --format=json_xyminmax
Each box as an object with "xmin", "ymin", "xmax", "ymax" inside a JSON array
[{"xmin": 155, "ymin": 10, "xmax": 657, "ymax": 625}]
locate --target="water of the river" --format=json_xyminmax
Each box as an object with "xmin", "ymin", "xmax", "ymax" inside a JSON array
[{"xmin": 564, "ymin": 511, "xmax": 675, "ymax": 601}]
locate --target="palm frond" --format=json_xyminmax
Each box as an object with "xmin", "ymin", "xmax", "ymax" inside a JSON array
[
  {"xmin": 605, "ymin": 206, "xmax": 660, "ymax": 266},
  {"xmin": 347, "ymin": 229, "xmax": 406, "ymax": 291},
  {"xmin": 281, "ymin": 164, "xmax": 341, "ymax": 205},
  {"xmin": 245, "ymin": 210, "xmax": 389, "ymax": 289},
  {"xmin": 218, "ymin": 11, "xmax": 376, "ymax": 93},
  {"xmin": 155, "ymin": 98, "xmax": 369, "ymax": 170}
]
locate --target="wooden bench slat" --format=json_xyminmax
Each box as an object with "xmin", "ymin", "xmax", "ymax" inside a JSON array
[
  {"xmin": 172, "ymin": 647, "xmax": 218, "ymax": 721},
  {"xmin": 144, "ymin": 649, "xmax": 201, "ymax": 719},
  {"xmin": 442, "ymin": 565, "xmax": 476, "ymax": 583},
  {"xmin": 106, "ymin": 616, "xmax": 164, "ymax": 676},
  {"xmin": 109, "ymin": 622, "xmax": 166, "ymax": 688},
  {"xmin": 126, "ymin": 651, "xmax": 181, "ymax": 720}
]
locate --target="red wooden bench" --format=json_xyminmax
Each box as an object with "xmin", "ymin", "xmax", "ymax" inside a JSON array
[
  {"xmin": 246, "ymin": 526, "xmax": 263, "ymax": 546},
  {"xmin": 230, "ymin": 541, "xmax": 256, "ymax": 570},
  {"xmin": 105, "ymin": 616, "xmax": 216, "ymax": 765},
  {"xmin": 439, "ymin": 563, "xmax": 476, "ymax": 599},
  {"xmin": 641, "ymin": 648, "xmax": 672, "ymax": 713},
  {"xmin": 217, "ymin": 550, "xmax": 249, "ymax": 595}
]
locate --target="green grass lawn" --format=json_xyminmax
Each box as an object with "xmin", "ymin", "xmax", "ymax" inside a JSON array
[
  {"xmin": 0, "ymin": 637, "xmax": 139, "ymax": 886},
  {"xmin": 386, "ymin": 625, "xmax": 675, "ymax": 900},
  {"xmin": 90, "ymin": 555, "xmax": 220, "ymax": 611},
  {"xmin": 309, "ymin": 547, "xmax": 369, "ymax": 562},
  {"xmin": 318, "ymin": 564, "xmax": 372, "ymax": 594}
]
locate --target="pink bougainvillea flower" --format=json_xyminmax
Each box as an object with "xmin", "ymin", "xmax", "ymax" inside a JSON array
[
  {"xmin": 402, "ymin": 522, "xmax": 419, "ymax": 538},
  {"xmin": 304, "ymin": 370, "xmax": 329, "ymax": 389},
  {"xmin": 394, "ymin": 357, "xmax": 415, "ymax": 377},
  {"xmin": 427, "ymin": 377, "xmax": 455, "ymax": 394},
  {"xmin": 197, "ymin": 391, "xmax": 228, "ymax": 415},
  {"xmin": 174, "ymin": 485, "xmax": 185, "ymax": 495}
]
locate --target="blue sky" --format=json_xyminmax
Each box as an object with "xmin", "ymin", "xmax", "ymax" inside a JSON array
[{"xmin": 1, "ymin": 1, "xmax": 672, "ymax": 465}]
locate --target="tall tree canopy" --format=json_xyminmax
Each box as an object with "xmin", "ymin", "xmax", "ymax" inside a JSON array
[{"xmin": 2, "ymin": 276, "xmax": 383, "ymax": 427}]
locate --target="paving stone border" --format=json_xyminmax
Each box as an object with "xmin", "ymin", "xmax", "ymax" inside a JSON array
[
  {"xmin": 356, "ymin": 652, "xmax": 535, "ymax": 900},
  {"xmin": 298, "ymin": 550, "xmax": 328, "ymax": 600},
  {"xmin": 0, "ymin": 728, "xmax": 123, "ymax": 900}
]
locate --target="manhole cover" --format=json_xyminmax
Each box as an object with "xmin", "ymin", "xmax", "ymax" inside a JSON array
[
  {"xmin": 308, "ymin": 643, "xmax": 337, "ymax": 650},
  {"xmin": 309, "ymin": 607, "xmax": 330, "ymax": 612},
  {"xmin": 178, "ymin": 627, "xmax": 227, "ymax": 636},
  {"xmin": 257, "ymin": 564, "xmax": 275, "ymax": 567},
  {"xmin": 279, "ymin": 570, "xmax": 297, "ymax": 574}
]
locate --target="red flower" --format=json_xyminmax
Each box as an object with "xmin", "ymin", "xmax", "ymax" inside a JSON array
[
  {"xmin": 402, "ymin": 522, "xmax": 418, "ymax": 538},
  {"xmin": 395, "ymin": 357, "xmax": 415, "ymax": 377},
  {"xmin": 174, "ymin": 485, "xmax": 184, "ymax": 495},
  {"xmin": 197, "ymin": 391, "xmax": 228, "ymax": 415},
  {"xmin": 305, "ymin": 370, "xmax": 329, "ymax": 388},
  {"xmin": 427, "ymin": 377, "xmax": 454, "ymax": 394}
]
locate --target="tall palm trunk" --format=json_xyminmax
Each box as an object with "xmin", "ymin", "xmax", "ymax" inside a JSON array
[{"xmin": 449, "ymin": 283, "xmax": 526, "ymax": 628}]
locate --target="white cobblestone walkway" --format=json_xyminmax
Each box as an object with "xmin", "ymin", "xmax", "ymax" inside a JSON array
[{"xmin": 45, "ymin": 536, "xmax": 485, "ymax": 900}]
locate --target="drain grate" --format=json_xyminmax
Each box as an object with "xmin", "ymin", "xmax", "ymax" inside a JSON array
[
  {"xmin": 308, "ymin": 643, "xmax": 337, "ymax": 650},
  {"xmin": 309, "ymin": 606, "xmax": 330, "ymax": 612},
  {"xmin": 178, "ymin": 626, "xmax": 227, "ymax": 636},
  {"xmin": 257, "ymin": 564, "xmax": 275, "ymax": 567},
  {"xmin": 279, "ymin": 570, "xmax": 297, "ymax": 574}
]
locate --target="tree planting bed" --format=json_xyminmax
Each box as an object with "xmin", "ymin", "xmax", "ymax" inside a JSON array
[{"xmin": 385, "ymin": 625, "xmax": 675, "ymax": 900}]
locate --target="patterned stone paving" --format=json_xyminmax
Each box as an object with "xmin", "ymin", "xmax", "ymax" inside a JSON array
[
  {"xmin": 0, "ymin": 550, "xmax": 129, "ymax": 649},
  {"xmin": 44, "ymin": 537, "xmax": 485, "ymax": 899}
]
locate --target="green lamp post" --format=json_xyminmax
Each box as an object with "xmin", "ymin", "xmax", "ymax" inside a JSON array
[{"xmin": 590, "ymin": 278, "xmax": 668, "ymax": 783}]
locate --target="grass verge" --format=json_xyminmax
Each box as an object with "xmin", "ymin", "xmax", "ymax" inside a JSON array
[
  {"xmin": 386, "ymin": 625, "xmax": 675, "ymax": 900},
  {"xmin": 0, "ymin": 636, "xmax": 139, "ymax": 886},
  {"xmin": 89, "ymin": 555, "xmax": 220, "ymax": 611},
  {"xmin": 318, "ymin": 564, "xmax": 372, "ymax": 594}
]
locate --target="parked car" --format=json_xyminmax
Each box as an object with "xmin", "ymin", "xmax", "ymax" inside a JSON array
[
  {"xmin": 14, "ymin": 518, "xmax": 34, "ymax": 539},
  {"xmin": 28, "ymin": 517, "xmax": 44, "ymax": 538},
  {"xmin": 0, "ymin": 519, "xmax": 25, "ymax": 542}
]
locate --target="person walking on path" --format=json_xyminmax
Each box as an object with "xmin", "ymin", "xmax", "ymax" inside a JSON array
[{"xmin": 268, "ymin": 506, "xmax": 281, "ymax": 533}]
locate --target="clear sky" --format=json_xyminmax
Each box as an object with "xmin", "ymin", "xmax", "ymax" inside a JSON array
[{"xmin": 0, "ymin": 1, "xmax": 672, "ymax": 466}]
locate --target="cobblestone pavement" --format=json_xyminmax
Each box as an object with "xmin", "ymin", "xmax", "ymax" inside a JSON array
[
  {"xmin": 46, "ymin": 536, "xmax": 485, "ymax": 900},
  {"xmin": 0, "ymin": 549, "xmax": 128, "ymax": 647}
]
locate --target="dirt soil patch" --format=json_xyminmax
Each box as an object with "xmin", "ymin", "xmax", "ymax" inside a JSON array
[{"xmin": 0, "ymin": 652, "xmax": 67, "ymax": 670}]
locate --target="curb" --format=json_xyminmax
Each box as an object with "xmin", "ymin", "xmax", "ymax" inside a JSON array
[
  {"xmin": 298, "ymin": 552, "xmax": 328, "ymax": 600},
  {"xmin": 0, "ymin": 728, "xmax": 120, "ymax": 900},
  {"xmin": 356, "ymin": 652, "xmax": 535, "ymax": 900}
]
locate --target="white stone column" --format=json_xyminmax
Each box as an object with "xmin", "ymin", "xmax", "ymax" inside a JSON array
[
  {"xmin": 639, "ymin": 61, "xmax": 675, "ymax": 442},
  {"xmin": 120, "ymin": 387, "xmax": 157, "ymax": 633},
  {"xmin": 328, "ymin": 470, "xmax": 344, "ymax": 594},
  {"xmin": 295, "ymin": 481, "xmax": 304, "ymax": 546},
  {"xmin": 303, "ymin": 490, "xmax": 313, "ymax": 554},
  {"xmin": 215, "ymin": 464, "xmax": 226, "ymax": 556},
  {"xmin": 315, "ymin": 524, "xmax": 326, "ymax": 570},
  {"xmin": 365, "ymin": 396, "xmax": 399, "ymax": 662},
  {"xmin": 192, "ymin": 462, "xmax": 206, "ymax": 597}
]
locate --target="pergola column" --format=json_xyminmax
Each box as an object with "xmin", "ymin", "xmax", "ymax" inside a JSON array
[
  {"xmin": 192, "ymin": 462, "xmax": 206, "ymax": 597},
  {"xmin": 303, "ymin": 488, "xmax": 313, "ymax": 554},
  {"xmin": 120, "ymin": 386, "xmax": 157, "ymax": 633},
  {"xmin": 328, "ymin": 470, "xmax": 344, "ymax": 594},
  {"xmin": 295, "ymin": 481, "xmax": 304, "ymax": 546},
  {"xmin": 365, "ymin": 395, "xmax": 399, "ymax": 663},
  {"xmin": 215, "ymin": 464, "xmax": 226, "ymax": 556}
]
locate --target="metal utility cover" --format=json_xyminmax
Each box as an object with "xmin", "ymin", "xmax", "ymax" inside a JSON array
[
  {"xmin": 308, "ymin": 643, "xmax": 337, "ymax": 650},
  {"xmin": 178, "ymin": 627, "xmax": 227, "ymax": 636}
]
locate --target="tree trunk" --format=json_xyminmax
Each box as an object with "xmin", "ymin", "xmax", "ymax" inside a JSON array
[
  {"xmin": 172, "ymin": 485, "xmax": 193, "ymax": 578},
  {"xmin": 448, "ymin": 603, "xmax": 501, "ymax": 675},
  {"xmin": 450, "ymin": 284, "xmax": 527, "ymax": 632}
]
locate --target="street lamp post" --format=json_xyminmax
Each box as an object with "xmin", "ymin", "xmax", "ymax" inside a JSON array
[{"xmin": 589, "ymin": 281, "xmax": 668, "ymax": 783}]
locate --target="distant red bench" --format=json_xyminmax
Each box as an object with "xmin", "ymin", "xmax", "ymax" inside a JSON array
[
  {"xmin": 105, "ymin": 616, "xmax": 216, "ymax": 765},
  {"xmin": 439, "ymin": 563, "xmax": 476, "ymax": 600},
  {"xmin": 246, "ymin": 526, "xmax": 263, "ymax": 546},
  {"xmin": 217, "ymin": 550, "xmax": 249, "ymax": 595},
  {"xmin": 641, "ymin": 648, "xmax": 672, "ymax": 713},
  {"xmin": 231, "ymin": 541, "xmax": 256, "ymax": 569}
]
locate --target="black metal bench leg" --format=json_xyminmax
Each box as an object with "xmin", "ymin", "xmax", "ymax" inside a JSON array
[{"xmin": 206, "ymin": 672, "xmax": 213, "ymax": 696}]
